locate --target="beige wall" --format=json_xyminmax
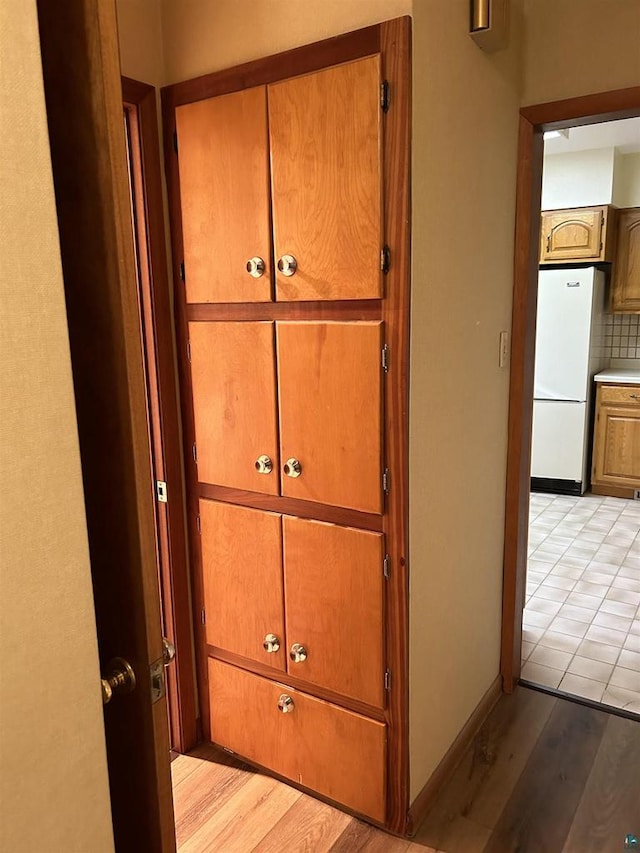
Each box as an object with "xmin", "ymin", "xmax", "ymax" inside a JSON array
[
  {"xmin": 522, "ymin": 0, "xmax": 640, "ymax": 105},
  {"xmin": 409, "ymin": 0, "xmax": 522, "ymax": 799},
  {"xmin": 116, "ymin": 0, "xmax": 165, "ymax": 86},
  {"xmin": 161, "ymin": 0, "xmax": 410, "ymax": 83},
  {"xmin": 0, "ymin": 2, "xmax": 114, "ymax": 851},
  {"xmin": 613, "ymin": 151, "xmax": 640, "ymax": 208}
]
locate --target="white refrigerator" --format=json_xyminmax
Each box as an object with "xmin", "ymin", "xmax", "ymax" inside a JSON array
[{"xmin": 530, "ymin": 267, "xmax": 606, "ymax": 495}]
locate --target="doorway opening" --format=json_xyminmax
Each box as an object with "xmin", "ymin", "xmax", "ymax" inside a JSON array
[{"xmin": 501, "ymin": 89, "xmax": 640, "ymax": 718}]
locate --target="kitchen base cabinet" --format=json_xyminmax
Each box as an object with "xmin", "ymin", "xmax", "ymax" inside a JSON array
[
  {"xmin": 592, "ymin": 384, "xmax": 640, "ymax": 497},
  {"xmin": 208, "ymin": 659, "xmax": 387, "ymax": 823}
]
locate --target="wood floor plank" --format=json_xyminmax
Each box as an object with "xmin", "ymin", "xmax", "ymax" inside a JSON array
[
  {"xmin": 171, "ymin": 753, "xmax": 202, "ymax": 788},
  {"xmin": 329, "ymin": 820, "xmax": 415, "ymax": 852},
  {"xmin": 174, "ymin": 754, "xmax": 256, "ymax": 845},
  {"xmin": 563, "ymin": 714, "xmax": 640, "ymax": 853},
  {"xmin": 180, "ymin": 773, "xmax": 300, "ymax": 852},
  {"xmin": 483, "ymin": 700, "xmax": 608, "ymax": 853},
  {"xmin": 415, "ymin": 686, "xmax": 556, "ymax": 849},
  {"xmin": 253, "ymin": 792, "xmax": 351, "ymax": 852}
]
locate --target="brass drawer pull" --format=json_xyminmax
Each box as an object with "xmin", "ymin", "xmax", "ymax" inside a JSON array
[
  {"xmin": 277, "ymin": 254, "xmax": 297, "ymax": 277},
  {"xmin": 263, "ymin": 633, "xmax": 280, "ymax": 653},
  {"xmin": 289, "ymin": 643, "xmax": 307, "ymax": 663},
  {"xmin": 277, "ymin": 694, "xmax": 295, "ymax": 713},
  {"xmin": 246, "ymin": 257, "xmax": 265, "ymax": 278},
  {"xmin": 629, "ymin": 393, "xmax": 640, "ymax": 400},
  {"xmin": 283, "ymin": 458, "xmax": 302, "ymax": 478},
  {"xmin": 255, "ymin": 454, "xmax": 273, "ymax": 474}
]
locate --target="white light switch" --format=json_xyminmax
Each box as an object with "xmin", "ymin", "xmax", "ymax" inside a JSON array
[{"xmin": 499, "ymin": 331, "xmax": 510, "ymax": 368}]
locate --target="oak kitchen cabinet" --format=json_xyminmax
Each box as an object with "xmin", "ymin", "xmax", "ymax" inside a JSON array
[
  {"xmin": 610, "ymin": 207, "xmax": 640, "ymax": 313},
  {"xmin": 539, "ymin": 204, "xmax": 617, "ymax": 265},
  {"xmin": 162, "ymin": 20, "xmax": 410, "ymax": 832},
  {"xmin": 592, "ymin": 383, "xmax": 640, "ymax": 497}
]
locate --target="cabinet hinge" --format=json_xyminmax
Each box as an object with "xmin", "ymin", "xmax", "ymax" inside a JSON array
[
  {"xmin": 179, "ymin": 260, "xmax": 185, "ymax": 282},
  {"xmin": 383, "ymin": 554, "xmax": 391, "ymax": 580},
  {"xmin": 192, "ymin": 442, "xmax": 197, "ymax": 463},
  {"xmin": 173, "ymin": 129, "xmax": 178, "ymax": 154},
  {"xmin": 196, "ymin": 515, "xmax": 201, "ymax": 534},
  {"xmin": 380, "ymin": 80, "xmax": 390, "ymax": 113},
  {"xmin": 382, "ymin": 344, "xmax": 390, "ymax": 373},
  {"xmin": 385, "ymin": 669, "xmax": 392, "ymax": 691},
  {"xmin": 201, "ymin": 608, "xmax": 206, "ymax": 625},
  {"xmin": 187, "ymin": 341, "xmax": 191, "ymax": 362},
  {"xmin": 381, "ymin": 245, "xmax": 391, "ymax": 274},
  {"xmin": 156, "ymin": 480, "xmax": 168, "ymax": 503},
  {"xmin": 383, "ymin": 468, "xmax": 390, "ymax": 495}
]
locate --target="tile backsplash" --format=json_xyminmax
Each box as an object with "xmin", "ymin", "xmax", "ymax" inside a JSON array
[{"xmin": 603, "ymin": 313, "xmax": 640, "ymax": 359}]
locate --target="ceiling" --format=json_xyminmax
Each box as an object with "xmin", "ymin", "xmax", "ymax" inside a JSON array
[{"xmin": 544, "ymin": 117, "xmax": 640, "ymax": 156}]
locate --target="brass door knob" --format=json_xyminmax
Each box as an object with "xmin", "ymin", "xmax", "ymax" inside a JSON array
[
  {"xmin": 246, "ymin": 257, "xmax": 266, "ymax": 278},
  {"xmin": 283, "ymin": 458, "xmax": 302, "ymax": 478},
  {"xmin": 263, "ymin": 633, "xmax": 280, "ymax": 653},
  {"xmin": 277, "ymin": 254, "xmax": 297, "ymax": 277},
  {"xmin": 289, "ymin": 643, "xmax": 307, "ymax": 663},
  {"xmin": 255, "ymin": 454, "xmax": 273, "ymax": 475},
  {"xmin": 162, "ymin": 637, "xmax": 176, "ymax": 666},
  {"xmin": 101, "ymin": 657, "xmax": 136, "ymax": 705},
  {"xmin": 277, "ymin": 694, "xmax": 295, "ymax": 713}
]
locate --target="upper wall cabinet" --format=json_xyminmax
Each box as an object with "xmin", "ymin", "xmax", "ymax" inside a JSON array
[
  {"xmin": 539, "ymin": 205, "xmax": 617, "ymax": 265},
  {"xmin": 610, "ymin": 207, "xmax": 640, "ymax": 313},
  {"xmin": 175, "ymin": 57, "xmax": 382, "ymax": 304},
  {"xmin": 269, "ymin": 57, "xmax": 382, "ymax": 301},
  {"xmin": 176, "ymin": 87, "xmax": 273, "ymax": 303}
]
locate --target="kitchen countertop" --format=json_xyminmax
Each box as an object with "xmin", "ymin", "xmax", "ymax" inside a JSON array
[{"xmin": 594, "ymin": 368, "xmax": 640, "ymax": 385}]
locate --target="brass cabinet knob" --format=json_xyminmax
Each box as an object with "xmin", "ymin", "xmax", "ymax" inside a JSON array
[
  {"xmin": 101, "ymin": 657, "xmax": 136, "ymax": 705},
  {"xmin": 255, "ymin": 454, "xmax": 273, "ymax": 475},
  {"xmin": 283, "ymin": 458, "xmax": 302, "ymax": 478},
  {"xmin": 277, "ymin": 694, "xmax": 295, "ymax": 713},
  {"xmin": 246, "ymin": 257, "xmax": 266, "ymax": 278},
  {"xmin": 277, "ymin": 254, "xmax": 297, "ymax": 277},
  {"xmin": 263, "ymin": 633, "xmax": 280, "ymax": 653},
  {"xmin": 162, "ymin": 637, "xmax": 176, "ymax": 666},
  {"xmin": 289, "ymin": 643, "xmax": 307, "ymax": 663}
]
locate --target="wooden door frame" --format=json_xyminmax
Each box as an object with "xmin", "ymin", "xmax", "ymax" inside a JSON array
[
  {"xmin": 161, "ymin": 18, "xmax": 412, "ymax": 834},
  {"xmin": 122, "ymin": 76, "xmax": 197, "ymax": 753},
  {"xmin": 501, "ymin": 86, "xmax": 640, "ymax": 692}
]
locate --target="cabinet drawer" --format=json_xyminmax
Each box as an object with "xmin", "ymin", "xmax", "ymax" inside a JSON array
[
  {"xmin": 208, "ymin": 659, "xmax": 386, "ymax": 822},
  {"xmin": 598, "ymin": 385, "xmax": 640, "ymax": 405}
]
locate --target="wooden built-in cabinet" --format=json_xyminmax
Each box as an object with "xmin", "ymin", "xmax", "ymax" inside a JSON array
[
  {"xmin": 539, "ymin": 205, "xmax": 617, "ymax": 265},
  {"xmin": 592, "ymin": 384, "xmax": 640, "ymax": 498},
  {"xmin": 163, "ymin": 19, "xmax": 410, "ymax": 831},
  {"xmin": 610, "ymin": 208, "xmax": 640, "ymax": 313}
]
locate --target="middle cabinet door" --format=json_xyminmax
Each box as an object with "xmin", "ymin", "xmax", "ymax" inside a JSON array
[
  {"xmin": 189, "ymin": 321, "xmax": 280, "ymax": 495},
  {"xmin": 277, "ymin": 321, "xmax": 384, "ymax": 514}
]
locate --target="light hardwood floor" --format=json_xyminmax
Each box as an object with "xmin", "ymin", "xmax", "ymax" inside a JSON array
[{"xmin": 172, "ymin": 686, "xmax": 640, "ymax": 852}]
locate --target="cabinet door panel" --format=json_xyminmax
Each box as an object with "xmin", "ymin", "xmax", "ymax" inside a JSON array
[
  {"xmin": 593, "ymin": 405, "xmax": 640, "ymax": 486},
  {"xmin": 277, "ymin": 321, "xmax": 383, "ymax": 513},
  {"xmin": 201, "ymin": 501, "xmax": 285, "ymax": 670},
  {"xmin": 189, "ymin": 322, "xmax": 279, "ymax": 494},
  {"xmin": 540, "ymin": 208, "xmax": 603, "ymax": 263},
  {"xmin": 283, "ymin": 517, "xmax": 384, "ymax": 707},
  {"xmin": 209, "ymin": 659, "xmax": 386, "ymax": 822},
  {"xmin": 269, "ymin": 56, "xmax": 382, "ymax": 301},
  {"xmin": 611, "ymin": 208, "xmax": 640, "ymax": 312},
  {"xmin": 176, "ymin": 87, "xmax": 273, "ymax": 303}
]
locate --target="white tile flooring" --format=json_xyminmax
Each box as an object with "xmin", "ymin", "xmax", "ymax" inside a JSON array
[{"xmin": 522, "ymin": 492, "xmax": 640, "ymax": 715}]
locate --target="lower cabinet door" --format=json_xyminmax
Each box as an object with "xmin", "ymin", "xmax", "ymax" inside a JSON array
[
  {"xmin": 593, "ymin": 404, "xmax": 640, "ymax": 486},
  {"xmin": 200, "ymin": 501, "xmax": 286, "ymax": 671},
  {"xmin": 208, "ymin": 659, "xmax": 386, "ymax": 822},
  {"xmin": 283, "ymin": 516, "xmax": 385, "ymax": 707}
]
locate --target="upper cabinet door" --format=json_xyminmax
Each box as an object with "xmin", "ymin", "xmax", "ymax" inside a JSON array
[
  {"xmin": 540, "ymin": 207, "xmax": 605, "ymax": 263},
  {"xmin": 277, "ymin": 321, "xmax": 383, "ymax": 513},
  {"xmin": 611, "ymin": 208, "xmax": 640, "ymax": 313},
  {"xmin": 269, "ymin": 57, "xmax": 383, "ymax": 302},
  {"xmin": 189, "ymin": 321, "xmax": 279, "ymax": 494},
  {"xmin": 176, "ymin": 87, "xmax": 273, "ymax": 303}
]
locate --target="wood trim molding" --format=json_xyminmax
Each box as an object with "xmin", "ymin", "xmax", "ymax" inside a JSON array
[
  {"xmin": 122, "ymin": 76, "xmax": 197, "ymax": 753},
  {"xmin": 186, "ymin": 300, "xmax": 382, "ymax": 322},
  {"xmin": 406, "ymin": 676, "xmax": 503, "ymax": 837},
  {"xmin": 161, "ymin": 16, "xmax": 412, "ymax": 834},
  {"xmin": 380, "ymin": 16, "xmax": 412, "ymax": 836},
  {"xmin": 500, "ymin": 87, "xmax": 640, "ymax": 694}
]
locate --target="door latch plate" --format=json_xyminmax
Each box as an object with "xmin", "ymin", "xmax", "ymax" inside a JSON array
[{"xmin": 150, "ymin": 658, "xmax": 165, "ymax": 704}]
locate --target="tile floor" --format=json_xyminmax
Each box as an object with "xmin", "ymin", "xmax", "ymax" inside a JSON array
[{"xmin": 522, "ymin": 492, "xmax": 640, "ymax": 715}]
